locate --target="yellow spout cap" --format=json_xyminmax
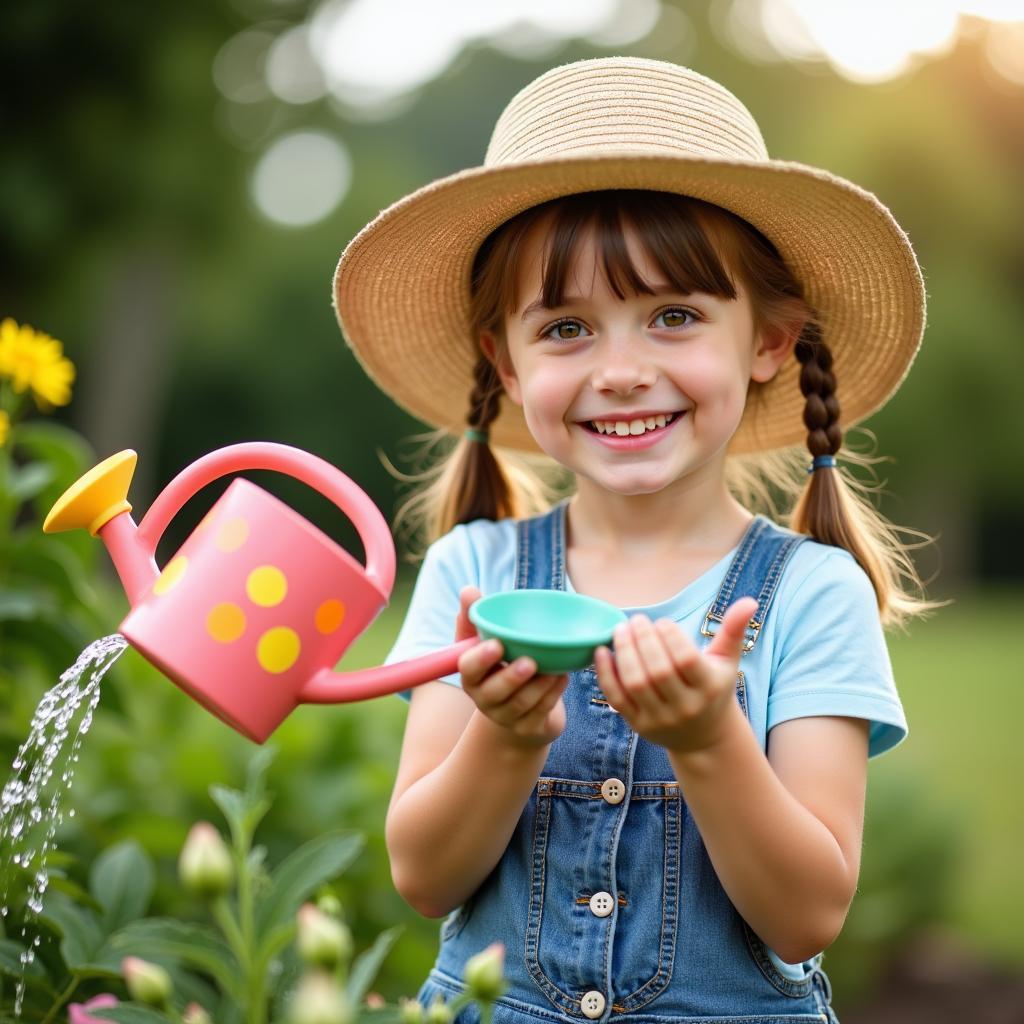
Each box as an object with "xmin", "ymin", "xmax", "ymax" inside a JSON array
[{"xmin": 43, "ymin": 450, "xmax": 138, "ymax": 536}]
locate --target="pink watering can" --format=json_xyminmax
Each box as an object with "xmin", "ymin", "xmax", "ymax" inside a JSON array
[{"xmin": 42, "ymin": 442, "xmax": 480, "ymax": 743}]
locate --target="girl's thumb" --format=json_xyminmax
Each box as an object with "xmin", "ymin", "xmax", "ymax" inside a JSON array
[{"xmin": 455, "ymin": 586, "xmax": 483, "ymax": 641}]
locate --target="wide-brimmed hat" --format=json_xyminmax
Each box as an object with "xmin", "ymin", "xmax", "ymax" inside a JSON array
[{"xmin": 333, "ymin": 56, "xmax": 926, "ymax": 454}]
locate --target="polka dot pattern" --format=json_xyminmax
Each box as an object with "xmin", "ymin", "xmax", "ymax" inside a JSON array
[{"xmin": 152, "ymin": 512, "xmax": 351, "ymax": 677}]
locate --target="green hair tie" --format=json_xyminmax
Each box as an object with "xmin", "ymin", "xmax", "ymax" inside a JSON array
[{"xmin": 465, "ymin": 428, "xmax": 489, "ymax": 444}]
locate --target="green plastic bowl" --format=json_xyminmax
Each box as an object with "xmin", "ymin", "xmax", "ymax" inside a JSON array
[{"xmin": 468, "ymin": 589, "xmax": 628, "ymax": 674}]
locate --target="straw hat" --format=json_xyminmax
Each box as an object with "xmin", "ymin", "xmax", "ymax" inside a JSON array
[{"xmin": 333, "ymin": 56, "xmax": 926, "ymax": 454}]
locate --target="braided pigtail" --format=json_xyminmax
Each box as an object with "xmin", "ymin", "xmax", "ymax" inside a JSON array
[{"xmin": 789, "ymin": 323, "xmax": 919, "ymax": 624}]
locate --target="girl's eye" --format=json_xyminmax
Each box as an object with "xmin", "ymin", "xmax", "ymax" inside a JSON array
[
  {"xmin": 543, "ymin": 318, "xmax": 588, "ymax": 342},
  {"xmin": 653, "ymin": 307, "xmax": 697, "ymax": 329}
]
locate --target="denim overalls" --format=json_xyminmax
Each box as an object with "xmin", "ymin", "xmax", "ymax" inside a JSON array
[{"xmin": 415, "ymin": 501, "xmax": 840, "ymax": 1024}]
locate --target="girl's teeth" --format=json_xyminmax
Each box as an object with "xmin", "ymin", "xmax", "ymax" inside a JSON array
[{"xmin": 591, "ymin": 413, "xmax": 673, "ymax": 435}]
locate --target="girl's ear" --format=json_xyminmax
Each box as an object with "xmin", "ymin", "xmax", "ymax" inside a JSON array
[
  {"xmin": 750, "ymin": 320, "xmax": 803, "ymax": 384},
  {"xmin": 480, "ymin": 331, "xmax": 523, "ymax": 406}
]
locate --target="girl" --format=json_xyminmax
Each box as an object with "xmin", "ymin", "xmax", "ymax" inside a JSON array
[{"xmin": 334, "ymin": 57, "xmax": 933, "ymax": 1024}]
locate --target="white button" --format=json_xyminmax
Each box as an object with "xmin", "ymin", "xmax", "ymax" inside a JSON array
[
  {"xmin": 580, "ymin": 990, "xmax": 606, "ymax": 1018},
  {"xmin": 589, "ymin": 891, "xmax": 615, "ymax": 917},
  {"xmin": 601, "ymin": 778, "xmax": 625, "ymax": 804}
]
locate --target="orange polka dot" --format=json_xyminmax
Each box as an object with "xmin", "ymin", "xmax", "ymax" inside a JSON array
[
  {"xmin": 247, "ymin": 566, "xmax": 287, "ymax": 607},
  {"xmin": 257, "ymin": 627, "xmax": 301, "ymax": 674},
  {"xmin": 216, "ymin": 517, "xmax": 249, "ymax": 552},
  {"xmin": 153, "ymin": 556, "xmax": 188, "ymax": 595},
  {"xmin": 315, "ymin": 599, "xmax": 346, "ymax": 635},
  {"xmin": 207, "ymin": 603, "xmax": 247, "ymax": 643}
]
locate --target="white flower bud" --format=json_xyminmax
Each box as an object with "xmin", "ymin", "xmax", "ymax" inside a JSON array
[
  {"xmin": 463, "ymin": 942, "xmax": 506, "ymax": 1003},
  {"xmin": 297, "ymin": 902, "xmax": 353, "ymax": 969},
  {"xmin": 424, "ymin": 993, "xmax": 451, "ymax": 1024},
  {"xmin": 178, "ymin": 822, "xmax": 234, "ymax": 899},
  {"xmin": 288, "ymin": 971, "xmax": 354, "ymax": 1024},
  {"xmin": 182, "ymin": 1003, "xmax": 213, "ymax": 1024},
  {"xmin": 121, "ymin": 956, "xmax": 173, "ymax": 1007},
  {"xmin": 399, "ymin": 996, "xmax": 425, "ymax": 1024}
]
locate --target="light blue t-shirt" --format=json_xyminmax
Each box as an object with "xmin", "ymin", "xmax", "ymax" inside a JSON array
[{"xmin": 385, "ymin": 516, "xmax": 908, "ymax": 759}]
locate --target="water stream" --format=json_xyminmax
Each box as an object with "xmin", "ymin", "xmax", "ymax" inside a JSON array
[{"xmin": 0, "ymin": 633, "xmax": 129, "ymax": 1017}]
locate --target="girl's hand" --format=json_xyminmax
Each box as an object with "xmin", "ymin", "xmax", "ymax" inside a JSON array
[
  {"xmin": 595, "ymin": 597, "xmax": 759, "ymax": 757},
  {"xmin": 454, "ymin": 586, "xmax": 569, "ymax": 751}
]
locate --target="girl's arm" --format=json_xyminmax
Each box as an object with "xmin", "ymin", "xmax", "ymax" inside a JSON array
[
  {"xmin": 667, "ymin": 707, "xmax": 869, "ymax": 964},
  {"xmin": 385, "ymin": 683, "xmax": 552, "ymax": 919}
]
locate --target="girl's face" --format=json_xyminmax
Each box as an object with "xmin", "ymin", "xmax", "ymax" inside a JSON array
[{"xmin": 482, "ymin": 215, "xmax": 794, "ymax": 499}]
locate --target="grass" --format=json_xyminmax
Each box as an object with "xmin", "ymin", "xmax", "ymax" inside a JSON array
[{"xmin": 345, "ymin": 580, "xmax": 1024, "ymax": 968}]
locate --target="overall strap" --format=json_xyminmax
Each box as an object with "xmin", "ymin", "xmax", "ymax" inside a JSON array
[
  {"xmin": 514, "ymin": 497, "xmax": 571, "ymax": 591},
  {"xmin": 700, "ymin": 515, "xmax": 807, "ymax": 655}
]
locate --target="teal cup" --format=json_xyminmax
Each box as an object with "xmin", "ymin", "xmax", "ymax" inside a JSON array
[{"xmin": 468, "ymin": 589, "xmax": 629, "ymax": 674}]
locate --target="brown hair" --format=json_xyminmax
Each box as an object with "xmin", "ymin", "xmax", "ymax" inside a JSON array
[{"xmin": 386, "ymin": 190, "xmax": 937, "ymax": 628}]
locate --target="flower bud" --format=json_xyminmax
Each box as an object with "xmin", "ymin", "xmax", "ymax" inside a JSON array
[
  {"xmin": 178, "ymin": 822, "xmax": 234, "ymax": 899},
  {"xmin": 68, "ymin": 995, "xmax": 118, "ymax": 1024},
  {"xmin": 316, "ymin": 893, "xmax": 343, "ymax": 918},
  {"xmin": 121, "ymin": 956, "xmax": 173, "ymax": 1006},
  {"xmin": 288, "ymin": 971, "xmax": 353, "ymax": 1024},
  {"xmin": 463, "ymin": 942, "xmax": 507, "ymax": 1003},
  {"xmin": 365, "ymin": 992, "xmax": 385, "ymax": 1008},
  {"xmin": 399, "ymin": 996, "xmax": 424, "ymax": 1024},
  {"xmin": 297, "ymin": 902, "xmax": 353, "ymax": 969},
  {"xmin": 424, "ymin": 993, "xmax": 451, "ymax": 1024},
  {"xmin": 183, "ymin": 1003, "xmax": 214, "ymax": 1024}
]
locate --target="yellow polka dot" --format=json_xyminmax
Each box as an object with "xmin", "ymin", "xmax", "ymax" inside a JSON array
[
  {"xmin": 153, "ymin": 556, "xmax": 188, "ymax": 595},
  {"xmin": 247, "ymin": 566, "xmax": 287, "ymax": 607},
  {"xmin": 257, "ymin": 627, "xmax": 301, "ymax": 674},
  {"xmin": 207, "ymin": 603, "xmax": 247, "ymax": 643},
  {"xmin": 216, "ymin": 517, "xmax": 249, "ymax": 552},
  {"xmin": 315, "ymin": 599, "xmax": 346, "ymax": 635}
]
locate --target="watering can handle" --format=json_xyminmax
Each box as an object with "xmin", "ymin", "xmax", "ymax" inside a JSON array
[{"xmin": 136, "ymin": 442, "xmax": 396, "ymax": 598}]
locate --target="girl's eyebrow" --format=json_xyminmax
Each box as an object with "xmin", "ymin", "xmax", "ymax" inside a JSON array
[{"xmin": 519, "ymin": 285, "xmax": 696, "ymax": 322}]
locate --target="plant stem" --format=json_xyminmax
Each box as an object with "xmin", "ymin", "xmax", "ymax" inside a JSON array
[{"xmin": 40, "ymin": 975, "xmax": 79, "ymax": 1024}]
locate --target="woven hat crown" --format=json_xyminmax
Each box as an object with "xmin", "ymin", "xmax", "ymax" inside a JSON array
[{"xmin": 484, "ymin": 58, "xmax": 770, "ymax": 167}]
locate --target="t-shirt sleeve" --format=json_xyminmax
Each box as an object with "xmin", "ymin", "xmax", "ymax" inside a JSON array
[
  {"xmin": 384, "ymin": 525, "xmax": 476, "ymax": 703},
  {"xmin": 767, "ymin": 548, "xmax": 908, "ymax": 759}
]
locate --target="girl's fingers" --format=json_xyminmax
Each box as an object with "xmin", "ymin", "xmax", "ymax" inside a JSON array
[
  {"xmin": 706, "ymin": 596, "xmax": 759, "ymax": 663},
  {"xmin": 627, "ymin": 615, "xmax": 684, "ymax": 702}
]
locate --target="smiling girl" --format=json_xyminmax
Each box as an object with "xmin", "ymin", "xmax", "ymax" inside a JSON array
[{"xmin": 334, "ymin": 57, "xmax": 934, "ymax": 1024}]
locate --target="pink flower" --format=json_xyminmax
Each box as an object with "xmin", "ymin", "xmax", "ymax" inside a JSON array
[{"xmin": 68, "ymin": 994, "xmax": 118, "ymax": 1023}]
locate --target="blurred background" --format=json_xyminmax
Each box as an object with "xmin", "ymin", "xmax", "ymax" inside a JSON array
[{"xmin": 2, "ymin": 1, "xmax": 1023, "ymax": 1020}]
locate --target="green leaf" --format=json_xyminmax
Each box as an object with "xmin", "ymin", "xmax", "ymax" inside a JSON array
[
  {"xmin": 109, "ymin": 919, "xmax": 241, "ymax": 1000},
  {"xmin": 89, "ymin": 840, "xmax": 154, "ymax": 933},
  {"xmin": 8, "ymin": 461, "xmax": 55, "ymax": 501},
  {"xmin": 346, "ymin": 925, "xmax": 405, "ymax": 1006},
  {"xmin": 37, "ymin": 890, "xmax": 104, "ymax": 967},
  {"xmin": 0, "ymin": 588, "xmax": 52, "ymax": 620},
  {"xmin": 254, "ymin": 830, "xmax": 364, "ymax": 943},
  {"xmin": 209, "ymin": 785, "xmax": 270, "ymax": 850},
  {"xmin": 89, "ymin": 1006, "xmax": 179, "ymax": 1024}
]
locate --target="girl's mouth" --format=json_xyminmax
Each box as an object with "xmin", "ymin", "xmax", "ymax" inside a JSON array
[{"xmin": 579, "ymin": 411, "xmax": 685, "ymax": 450}]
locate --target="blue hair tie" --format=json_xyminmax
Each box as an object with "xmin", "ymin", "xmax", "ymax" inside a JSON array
[{"xmin": 807, "ymin": 454, "xmax": 837, "ymax": 474}]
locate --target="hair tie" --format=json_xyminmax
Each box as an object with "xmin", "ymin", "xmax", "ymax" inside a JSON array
[
  {"xmin": 465, "ymin": 428, "xmax": 489, "ymax": 444},
  {"xmin": 807, "ymin": 454, "xmax": 837, "ymax": 474}
]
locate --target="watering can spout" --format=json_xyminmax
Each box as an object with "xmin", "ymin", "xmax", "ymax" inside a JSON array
[{"xmin": 43, "ymin": 450, "xmax": 159, "ymax": 605}]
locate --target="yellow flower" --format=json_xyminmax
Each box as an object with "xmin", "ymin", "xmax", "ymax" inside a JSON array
[
  {"xmin": 0, "ymin": 317, "xmax": 76, "ymax": 410},
  {"xmin": 0, "ymin": 410, "xmax": 8, "ymax": 447}
]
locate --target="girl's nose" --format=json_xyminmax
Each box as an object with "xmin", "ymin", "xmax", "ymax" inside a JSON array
[{"xmin": 590, "ymin": 338, "xmax": 658, "ymax": 395}]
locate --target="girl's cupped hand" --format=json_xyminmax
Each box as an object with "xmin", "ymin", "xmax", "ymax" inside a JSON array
[
  {"xmin": 595, "ymin": 597, "xmax": 759, "ymax": 757},
  {"xmin": 455, "ymin": 586, "xmax": 569, "ymax": 751}
]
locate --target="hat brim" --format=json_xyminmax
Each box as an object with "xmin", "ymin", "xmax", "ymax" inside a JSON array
[{"xmin": 333, "ymin": 152, "xmax": 925, "ymax": 455}]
